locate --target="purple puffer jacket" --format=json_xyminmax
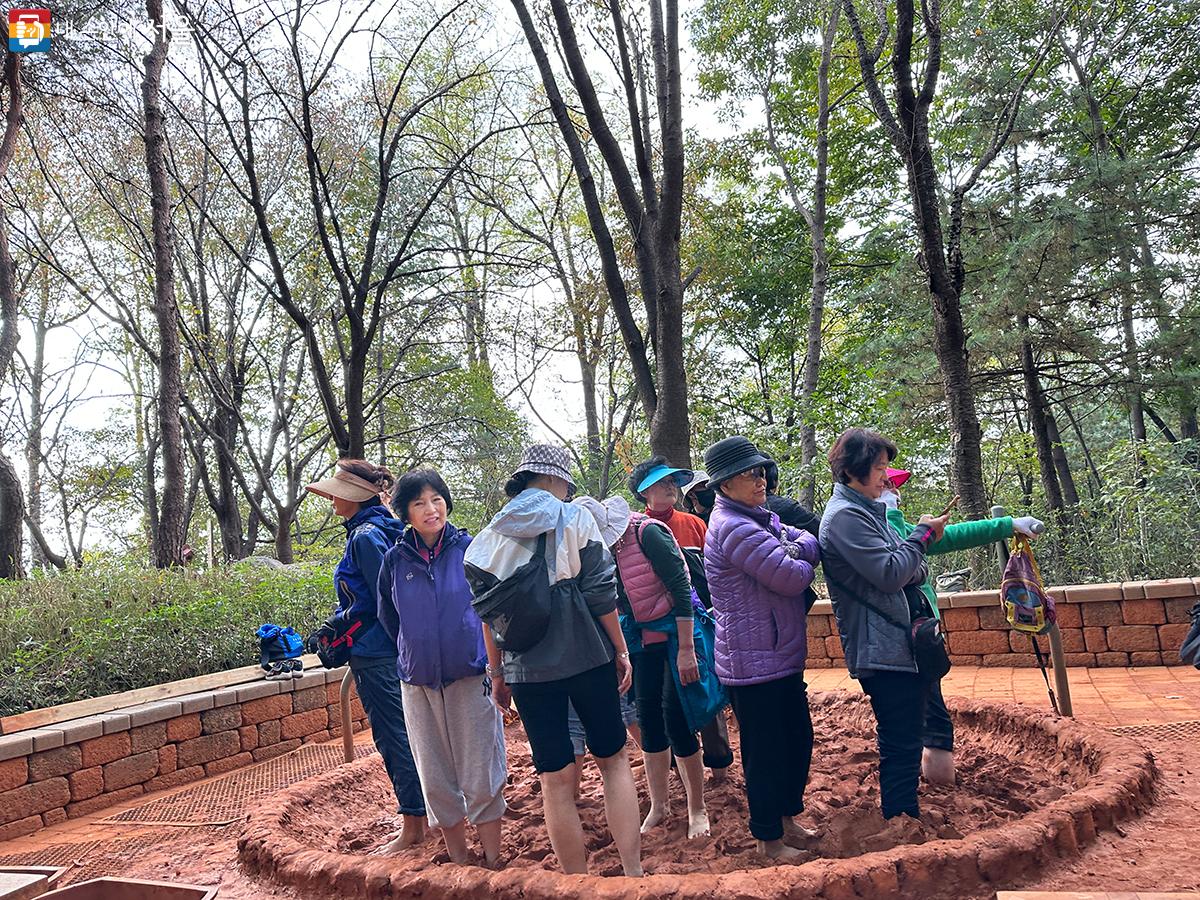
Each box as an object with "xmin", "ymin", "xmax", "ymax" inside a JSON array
[{"xmin": 704, "ymin": 494, "xmax": 819, "ymax": 686}]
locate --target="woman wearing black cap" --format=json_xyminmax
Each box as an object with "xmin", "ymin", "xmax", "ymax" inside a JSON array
[{"xmin": 702, "ymin": 436, "xmax": 822, "ymax": 860}]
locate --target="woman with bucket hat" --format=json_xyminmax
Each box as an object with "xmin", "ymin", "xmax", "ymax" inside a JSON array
[
  {"xmin": 879, "ymin": 466, "xmax": 1043, "ymax": 785},
  {"xmin": 572, "ymin": 494, "xmax": 722, "ymax": 840},
  {"xmin": 464, "ymin": 444, "xmax": 643, "ymax": 877},
  {"xmin": 304, "ymin": 459, "xmax": 426, "ymax": 853},
  {"xmin": 628, "ymin": 457, "xmax": 734, "ymax": 780},
  {"xmin": 702, "ymin": 436, "xmax": 822, "ymax": 861},
  {"xmin": 680, "ymin": 471, "xmax": 715, "ymax": 523}
]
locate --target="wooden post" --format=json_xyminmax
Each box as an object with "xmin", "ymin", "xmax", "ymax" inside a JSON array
[
  {"xmin": 340, "ymin": 668, "xmax": 356, "ymax": 763},
  {"xmin": 992, "ymin": 505, "xmax": 1073, "ymax": 717}
]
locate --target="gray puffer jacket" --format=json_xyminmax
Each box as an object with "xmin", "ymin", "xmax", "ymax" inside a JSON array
[{"xmin": 819, "ymin": 483, "xmax": 934, "ymax": 678}]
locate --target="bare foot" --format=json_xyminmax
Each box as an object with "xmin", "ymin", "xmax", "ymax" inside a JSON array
[
  {"xmin": 782, "ymin": 818, "xmax": 819, "ymax": 849},
  {"xmin": 640, "ymin": 802, "xmax": 670, "ymax": 833},
  {"xmin": 757, "ymin": 838, "xmax": 804, "ymax": 862},
  {"xmin": 376, "ymin": 817, "xmax": 427, "ymax": 854},
  {"xmin": 687, "ymin": 809, "xmax": 711, "ymax": 839}
]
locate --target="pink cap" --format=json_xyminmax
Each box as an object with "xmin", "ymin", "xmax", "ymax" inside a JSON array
[{"xmin": 886, "ymin": 468, "xmax": 912, "ymax": 489}]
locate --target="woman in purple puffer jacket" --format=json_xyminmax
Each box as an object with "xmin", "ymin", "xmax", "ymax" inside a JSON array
[{"xmin": 702, "ymin": 436, "xmax": 821, "ymax": 862}]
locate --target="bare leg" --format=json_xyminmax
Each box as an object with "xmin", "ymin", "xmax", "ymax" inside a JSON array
[
  {"xmin": 378, "ymin": 814, "xmax": 426, "ymax": 854},
  {"xmin": 922, "ymin": 748, "xmax": 955, "ymax": 784},
  {"xmin": 594, "ymin": 748, "xmax": 644, "ymax": 877},
  {"xmin": 475, "ymin": 817, "xmax": 503, "ymax": 866},
  {"xmin": 676, "ymin": 749, "xmax": 710, "ymax": 838},
  {"xmin": 541, "ymin": 764, "xmax": 589, "ymax": 874},
  {"xmin": 626, "ymin": 720, "xmax": 642, "ymax": 750},
  {"xmin": 571, "ymin": 754, "xmax": 586, "ymax": 800},
  {"xmin": 439, "ymin": 819, "xmax": 471, "ymax": 864},
  {"xmin": 639, "ymin": 749, "xmax": 672, "ymax": 833}
]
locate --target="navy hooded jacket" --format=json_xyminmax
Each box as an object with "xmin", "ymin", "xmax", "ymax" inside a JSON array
[{"xmin": 333, "ymin": 501, "xmax": 405, "ymax": 659}]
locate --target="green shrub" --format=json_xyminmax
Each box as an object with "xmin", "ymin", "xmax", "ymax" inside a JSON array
[{"xmin": 0, "ymin": 562, "xmax": 335, "ymax": 715}]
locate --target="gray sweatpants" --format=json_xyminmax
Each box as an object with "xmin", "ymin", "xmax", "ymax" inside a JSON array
[{"xmin": 400, "ymin": 674, "xmax": 507, "ymax": 830}]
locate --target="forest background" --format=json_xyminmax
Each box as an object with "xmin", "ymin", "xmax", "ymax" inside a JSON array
[{"xmin": 0, "ymin": 0, "xmax": 1197, "ymax": 710}]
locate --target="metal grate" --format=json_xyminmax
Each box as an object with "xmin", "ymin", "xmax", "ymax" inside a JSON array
[
  {"xmin": 1110, "ymin": 719, "xmax": 1200, "ymax": 743},
  {"xmin": 99, "ymin": 741, "xmax": 377, "ymax": 826},
  {"xmin": 0, "ymin": 827, "xmax": 236, "ymax": 886}
]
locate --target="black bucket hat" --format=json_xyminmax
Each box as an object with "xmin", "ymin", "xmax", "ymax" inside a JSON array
[{"xmin": 703, "ymin": 436, "xmax": 771, "ymax": 486}]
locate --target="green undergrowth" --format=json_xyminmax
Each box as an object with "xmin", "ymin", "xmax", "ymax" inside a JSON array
[{"xmin": 0, "ymin": 562, "xmax": 333, "ymax": 716}]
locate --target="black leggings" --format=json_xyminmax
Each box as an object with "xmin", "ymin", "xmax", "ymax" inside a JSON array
[
  {"xmin": 633, "ymin": 643, "xmax": 700, "ymax": 757},
  {"xmin": 728, "ymin": 673, "xmax": 814, "ymax": 841},
  {"xmin": 922, "ymin": 677, "xmax": 954, "ymax": 751},
  {"xmin": 510, "ymin": 661, "xmax": 628, "ymax": 774}
]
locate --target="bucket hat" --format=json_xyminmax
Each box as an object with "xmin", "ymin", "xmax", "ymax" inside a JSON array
[
  {"xmin": 512, "ymin": 444, "xmax": 576, "ymax": 490},
  {"xmin": 886, "ymin": 468, "xmax": 912, "ymax": 489},
  {"xmin": 680, "ymin": 470, "xmax": 710, "ymax": 498},
  {"xmin": 571, "ymin": 495, "xmax": 632, "ymax": 547},
  {"xmin": 703, "ymin": 436, "xmax": 772, "ymax": 486}
]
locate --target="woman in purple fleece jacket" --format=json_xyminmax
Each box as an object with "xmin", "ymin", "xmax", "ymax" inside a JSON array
[{"xmin": 702, "ymin": 436, "xmax": 821, "ymax": 862}]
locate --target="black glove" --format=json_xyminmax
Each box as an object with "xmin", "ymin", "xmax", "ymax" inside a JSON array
[{"xmin": 305, "ymin": 618, "xmax": 340, "ymax": 653}]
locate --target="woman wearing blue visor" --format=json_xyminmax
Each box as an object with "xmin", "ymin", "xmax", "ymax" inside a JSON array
[{"xmin": 628, "ymin": 457, "xmax": 735, "ymax": 779}]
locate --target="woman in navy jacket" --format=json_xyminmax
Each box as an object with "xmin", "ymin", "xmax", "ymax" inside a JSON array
[{"xmin": 304, "ymin": 459, "xmax": 425, "ymax": 853}]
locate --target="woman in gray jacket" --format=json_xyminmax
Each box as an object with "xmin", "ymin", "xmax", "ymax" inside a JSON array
[{"xmin": 818, "ymin": 429, "xmax": 949, "ymax": 821}]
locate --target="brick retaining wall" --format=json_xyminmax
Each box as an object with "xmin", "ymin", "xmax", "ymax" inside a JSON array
[
  {"xmin": 0, "ymin": 666, "xmax": 366, "ymax": 842},
  {"xmin": 807, "ymin": 577, "xmax": 1199, "ymax": 669}
]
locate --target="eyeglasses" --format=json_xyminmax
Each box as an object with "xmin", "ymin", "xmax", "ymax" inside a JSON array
[{"xmin": 735, "ymin": 467, "xmax": 767, "ymax": 482}]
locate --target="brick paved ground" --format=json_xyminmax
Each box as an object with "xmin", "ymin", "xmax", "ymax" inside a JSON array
[{"xmin": 808, "ymin": 664, "xmax": 1200, "ymax": 726}]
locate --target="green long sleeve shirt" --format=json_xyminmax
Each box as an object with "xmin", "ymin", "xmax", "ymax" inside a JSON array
[{"xmin": 884, "ymin": 508, "xmax": 1014, "ymax": 616}]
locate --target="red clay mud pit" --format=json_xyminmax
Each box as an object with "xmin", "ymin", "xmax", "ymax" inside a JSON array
[{"xmin": 238, "ymin": 692, "xmax": 1159, "ymax": 899}]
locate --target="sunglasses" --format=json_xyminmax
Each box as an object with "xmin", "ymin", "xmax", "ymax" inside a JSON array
[{"xmin": 735, "ymin": 466, "xmax": 767, "ymax": 482}]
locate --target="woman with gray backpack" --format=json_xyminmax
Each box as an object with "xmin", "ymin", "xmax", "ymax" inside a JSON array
[{"xmin": 464, "ymin": 445, "xmax": 643, "ymax": 877}]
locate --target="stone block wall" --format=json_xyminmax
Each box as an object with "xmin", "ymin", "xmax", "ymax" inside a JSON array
[
  {"xmin": 806, "ymin": 577, "xmax": 1199, "ymax": 669},
  {"xmin": 0, "ymin": 666, "xmax": 367, "ymax": 842}
]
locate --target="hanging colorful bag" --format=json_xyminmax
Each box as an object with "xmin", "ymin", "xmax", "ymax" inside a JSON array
[{"xmin": 1001, "ymin": 536, "xmax": 1055, "ymax": 635}]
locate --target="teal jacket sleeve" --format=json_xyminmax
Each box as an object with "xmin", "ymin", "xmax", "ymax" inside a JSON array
[{"xmin": 885, "ymin": 508, "xmax": 1013, "ymax": 555}]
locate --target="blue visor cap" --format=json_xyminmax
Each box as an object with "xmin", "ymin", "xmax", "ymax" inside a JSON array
[{"xmin": 636, "ymin": 465, "xmax": 694, "ymax": 493}]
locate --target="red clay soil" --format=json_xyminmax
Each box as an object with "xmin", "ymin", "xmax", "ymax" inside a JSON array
[
  {"xmin": 237, "ymin": 692, "xmax": 1159, "ymax": 899},
  {"xmin": 1017, "ymin": 733, "xmax": 1200, "ymax": 895}
]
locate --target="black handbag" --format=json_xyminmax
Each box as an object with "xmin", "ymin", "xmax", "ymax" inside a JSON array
[{"xmin": 471, "ymin": 532, "xmax": 553, "ymax": 652}]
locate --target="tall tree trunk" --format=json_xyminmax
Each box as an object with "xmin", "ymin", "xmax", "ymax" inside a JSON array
[
  {"xmin": 25, "ymin": 279, "xmax": 48, "ymax": 567},
  {"xmin": 1044, "ymin": 412, "xmax": 1080, "ymax": 505},
  {"xmin": 798, "ymin": 2, "xmax": 839, "ymax": 509},
  {"xmin": 0, "ymin": 51, "xmax": 24, "ymax": 580},
  {"xmin": 344, "ymin": 347, "xmax": 366, "ymax": 459},
  {"xmin": 142, "ymin": 0, "xmax": 186, "ymax": 567},
  {"xmin": 274, "ymin": 505, "xmax": 295, "ymax": 564},
  {"xmin": 213, "ymin": 409, "xmax": 244, "ymax": 561},
  {"xmin": 1019, "ymin": 315, "xmax": 1064, "ymax": 511},
  {"xmin": 843, "ymin": 0, "xmax": 992, "ymax": 518}
]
